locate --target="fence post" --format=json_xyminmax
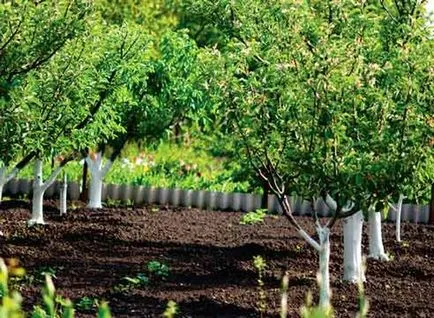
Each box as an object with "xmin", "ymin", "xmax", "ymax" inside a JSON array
[{"xmin": 429, "ymin": 183, "xmax": 434, "ymax": 225}]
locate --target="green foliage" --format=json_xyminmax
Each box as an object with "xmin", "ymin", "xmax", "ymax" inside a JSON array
[
  {"xmin": 17, "ymin": 141, "xmax": 253, "ymax": 193},
  {"xmin": 0, "ymin": 0, "xmax": 90, "ymax": 168},
  {"xmin": 300, "ymin": 292, "xmax": 333, "ymax": 318},
  {"xmin": 0, "ymin": 258, "xmax": 112, "ymax": 318},
  {"xmin": 96, "ymin": 302, "xmax": 111, "ymax": 318},
  {"xmin": 240, "ymin": 209, "xmax": 268, "ymax": 225},
  {"xmin": 114, "ymin": 260, "xmax": 170, "ymax": 294},
  {"xmin": 147, "ymin": 261, "xmax": 170, "ymax": 280},
  {"xmin": 94, "ymin": 0, "xmax": 176, "ymax": 33},
  {"xmin": 162, "ymin": 300, "xmax": 179, "ymax": 318},
  {"xmin": 252, "ymin": 256, "xmax": 267, "ymax": 317},
  {"xmin": 75, "ymin": 297, "xmax": 97, "ymax": 311},
  {"xmin": 192, "ymin": 0, "xmax": 434, "ymax": 213},
  {"xmin": 36, "ymin": 267, "xmax": 57, "ymax": 281},
  {"xmin": 114, "ymin": 273, "xmax": 150, "ymax": 293}
]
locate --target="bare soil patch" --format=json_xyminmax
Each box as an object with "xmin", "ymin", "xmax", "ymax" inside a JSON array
[{"xmin": 0, "ymin": 200, "xmax": 433, "ymax": 317}]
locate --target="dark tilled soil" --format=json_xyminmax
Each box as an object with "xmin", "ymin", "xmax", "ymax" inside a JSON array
[{"xmin": 0, "ymin": 200, "xmax": 433, "ymax": 317}]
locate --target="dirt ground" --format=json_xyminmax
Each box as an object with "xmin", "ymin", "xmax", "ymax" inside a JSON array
[{"xmin": 0, "ymin": 199, "xmax": 433, "ymax": 317}]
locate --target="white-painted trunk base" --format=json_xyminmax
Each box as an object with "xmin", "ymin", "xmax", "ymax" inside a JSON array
[
  {"xmin": 59, "ymin": 176, "xmax": 68, "ymax": 215},
  {"xmin": 28, "ymin": 159, "xmax": 66, "ymax": 225},
  {"xmin": 86, "ymin": 153, "xmax": 113, "ymax": 209},
  {"xmin": 395, "ymin": 194, "xmax": 405, "ymax": 243},
  {"xmin": 369, "ymin": 212, "xmax": 389, "ymax": 261},
  {"xmin": 88, "ymin": 175, "xmax": 103, "ymax": 208},
  {"xmin": 29, "ymin": 190, "xmax": 45, "ymax": 225},
  {"xmin": 0, "ymin": 166, "xmax": 19, "ymax": 202},
  {"xmin": 343, "ymin": 211, "xmax": 365, "ymax": 282},
  {"xmin": 317, "ymin": 227, "xmax": 331, "ymax": 310}
]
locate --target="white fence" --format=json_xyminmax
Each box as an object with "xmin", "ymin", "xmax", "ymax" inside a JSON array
[{"xmin": 2, "ymin": 179, "xmax": 430, "ymax": 224}]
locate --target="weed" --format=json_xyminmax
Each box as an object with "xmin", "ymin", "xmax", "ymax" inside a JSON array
[
  {"xmin": 114, "ymin": 273, "xmax": 149, "ymax": 293},
  {"xmin": 300, "ymin": 291, "xmax": 333, "ymax": 318},
  {"xmin": 147, "ymin": 261, "xmax": 170, "ymax": 280},
  {"xmin": 105, "ymin": 199, "xmax": 122, "ymax": 207},
  {"xmin": 163, "ymin": 300, "xmax": 179, "ymax": 318},
  {"xmin": 97, "ymin": 301, "xmax": 112, "ymax": 318},
  {"xmin": 150, "ymin": 207, "xmax": 159, "ymax": 214},
  {"xmin": 76, "ymin": 296, "xmax": 97, "ymax": 311},
  {"xmin": 253, "ymin": 256, "xmax": 267, "ymax": 317},
  {"xmin": 113, "ymin": 260, "xmax": 169, "ymax": 294},
  {"xmin": 240, "ymin": 209, "xmax": 268, "ymax": 225},
  {"xmin": 401, "ymin": 241, "xmax": 410, "ymax": 248},
  {"xmin": 36, "ymin": 266, "xmax": 57, "ymax": 280}
]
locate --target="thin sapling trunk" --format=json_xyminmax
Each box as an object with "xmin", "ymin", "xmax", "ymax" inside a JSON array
[
  {"xmin": 317, "ymin": 226, "xmax": 331, "ymax": 310},
  {"xmin": 391, "ymin": 194, "xmax": 405, "ymax": 243},
  {"xmin": 59, "ymin": 173, "xmax": 68, "ymax": 215},
  {"xmin": 279, "ymin": 195, "xmax": 331, "ymax": 310}
]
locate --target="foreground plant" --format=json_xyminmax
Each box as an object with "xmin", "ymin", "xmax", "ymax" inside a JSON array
[
  {"xmin": 163, "ymin": 300, "xmax": 179, "ymax": 318},
  {"xmin": 0, "ymin": 258, "xmax": 111, "ymax": 318},
  {"xmin": 253, "ymin": 256, "xmax": 267, "ymax": 317}
]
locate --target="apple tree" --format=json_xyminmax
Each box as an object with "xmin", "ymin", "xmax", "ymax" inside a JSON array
[
  {"xmin": 194, "ymin": 0, "xmax": 434, "ymax": 309},
  {"xmin": 0, "ymin": 0, "xmax": 90, "ymax": 200}
]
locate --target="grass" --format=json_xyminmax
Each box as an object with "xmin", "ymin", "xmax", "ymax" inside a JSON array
[{"xmin": 15, "ymin": 141, "xmax": 255, "ymax": 194}]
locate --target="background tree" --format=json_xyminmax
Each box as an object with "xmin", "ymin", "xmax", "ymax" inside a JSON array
[
  {"xmin": 86, "ymin": 30, "xmax": 204, "ymax": 208},
  {"xmin": 7, "ymin": 21, "xmax": 150, "ymax": 224},
  {"xmin": 0, "ymin": 0, "xmax": 90, "ymax": 199},
  {"xmin": 356, "ymin": 0, "xmax": 434, "ymax": 260},
  {"xmin": 193, "ymin": 0, "xmax": 434, "ymax": 307}
]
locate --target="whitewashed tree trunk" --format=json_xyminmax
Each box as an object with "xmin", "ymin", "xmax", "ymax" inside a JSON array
[
  {"xmin": 317, "ymin": 227, "xmax": 331, "ymax": 309},
  {"xmin": 394, "ymin": 194, "xmax": 405, "ymax": 243},
  {"xmin": 368, "ymin": 211, "xmax": 389, "ymax": 261},
  {"xmin": 343, "ymin": 211, "xmax": 365, "ymax": 282},
  {"xmin": 59, "ymin": 174, "xmax": 68, "ymax": 215},
  {"xmin": 0, "ymin": 165, "xmax": 18, "ymax": 202},
  {"xmin": 87, "ymin": 152, "xmax": 113, "ymax": 209},
  {"xmin": 88, "ymin": 171, "xmax": 103, "ymax": 208},
  {"xmin": 30, "ymin": 160, "xmax": 45, "ymax": 225},
  {"xmin": 28, "ymin": 159, "xmax": 65, "ymax": 225}
]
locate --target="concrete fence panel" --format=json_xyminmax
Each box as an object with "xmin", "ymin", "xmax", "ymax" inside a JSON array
[{"xmin": 2, "ymin": 179, "xmax": 430, "ymax": 224}]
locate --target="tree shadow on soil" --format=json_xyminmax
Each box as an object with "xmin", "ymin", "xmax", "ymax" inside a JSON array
[{"xmin": 107, "ymin": 294, "xmax": 257, "ymax": 318}]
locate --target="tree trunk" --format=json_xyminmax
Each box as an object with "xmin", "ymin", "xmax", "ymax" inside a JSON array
[
  {"xmin": 0, "ymin": 165, "xmax": 19, "ymax": 202},
  {"xmin": 261, "ymin": 183, "xmax": 268, "ymax": 209},
  {"xmin": 317, "ymin": 227, "xmax": 331, "ymax": 310},
  {"xmin": 29, "ymin": 160, "xmax": 45, "ymax": 225},
  {"xmin": 80, "ymin": 159, "xmax": 89, "ymax": 202},
  {"xmin": 59, "ymin": 174, "xmax": 67, "ymax": 215},
  {"xmin": 395, "ymin": 194, "xmax": 404, "ymax": 242},
  {"xmin": 28, "ymin": 159, "xmax": 66, "ymax": 225},
  {"xmin": 0, "ymin": 166, "xmax": 5, "ymax": 202},
  {"xmin": 343, "ymin": 211, "xmax": 365, "ymax": 282},
  {"xmin": 87, "ymin": 152, "xmax": 112, "ymax": 209},
  {"xmin": 368, "ymin": 211, "xmax": 389, "ymax": 261},
  {"xmin": 88, "ymin": 171, "xmax": 103, "ymax": 208},
  {"xmin": 429, "ymin": 183, "xmax": 434, "ymax": 225}
]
